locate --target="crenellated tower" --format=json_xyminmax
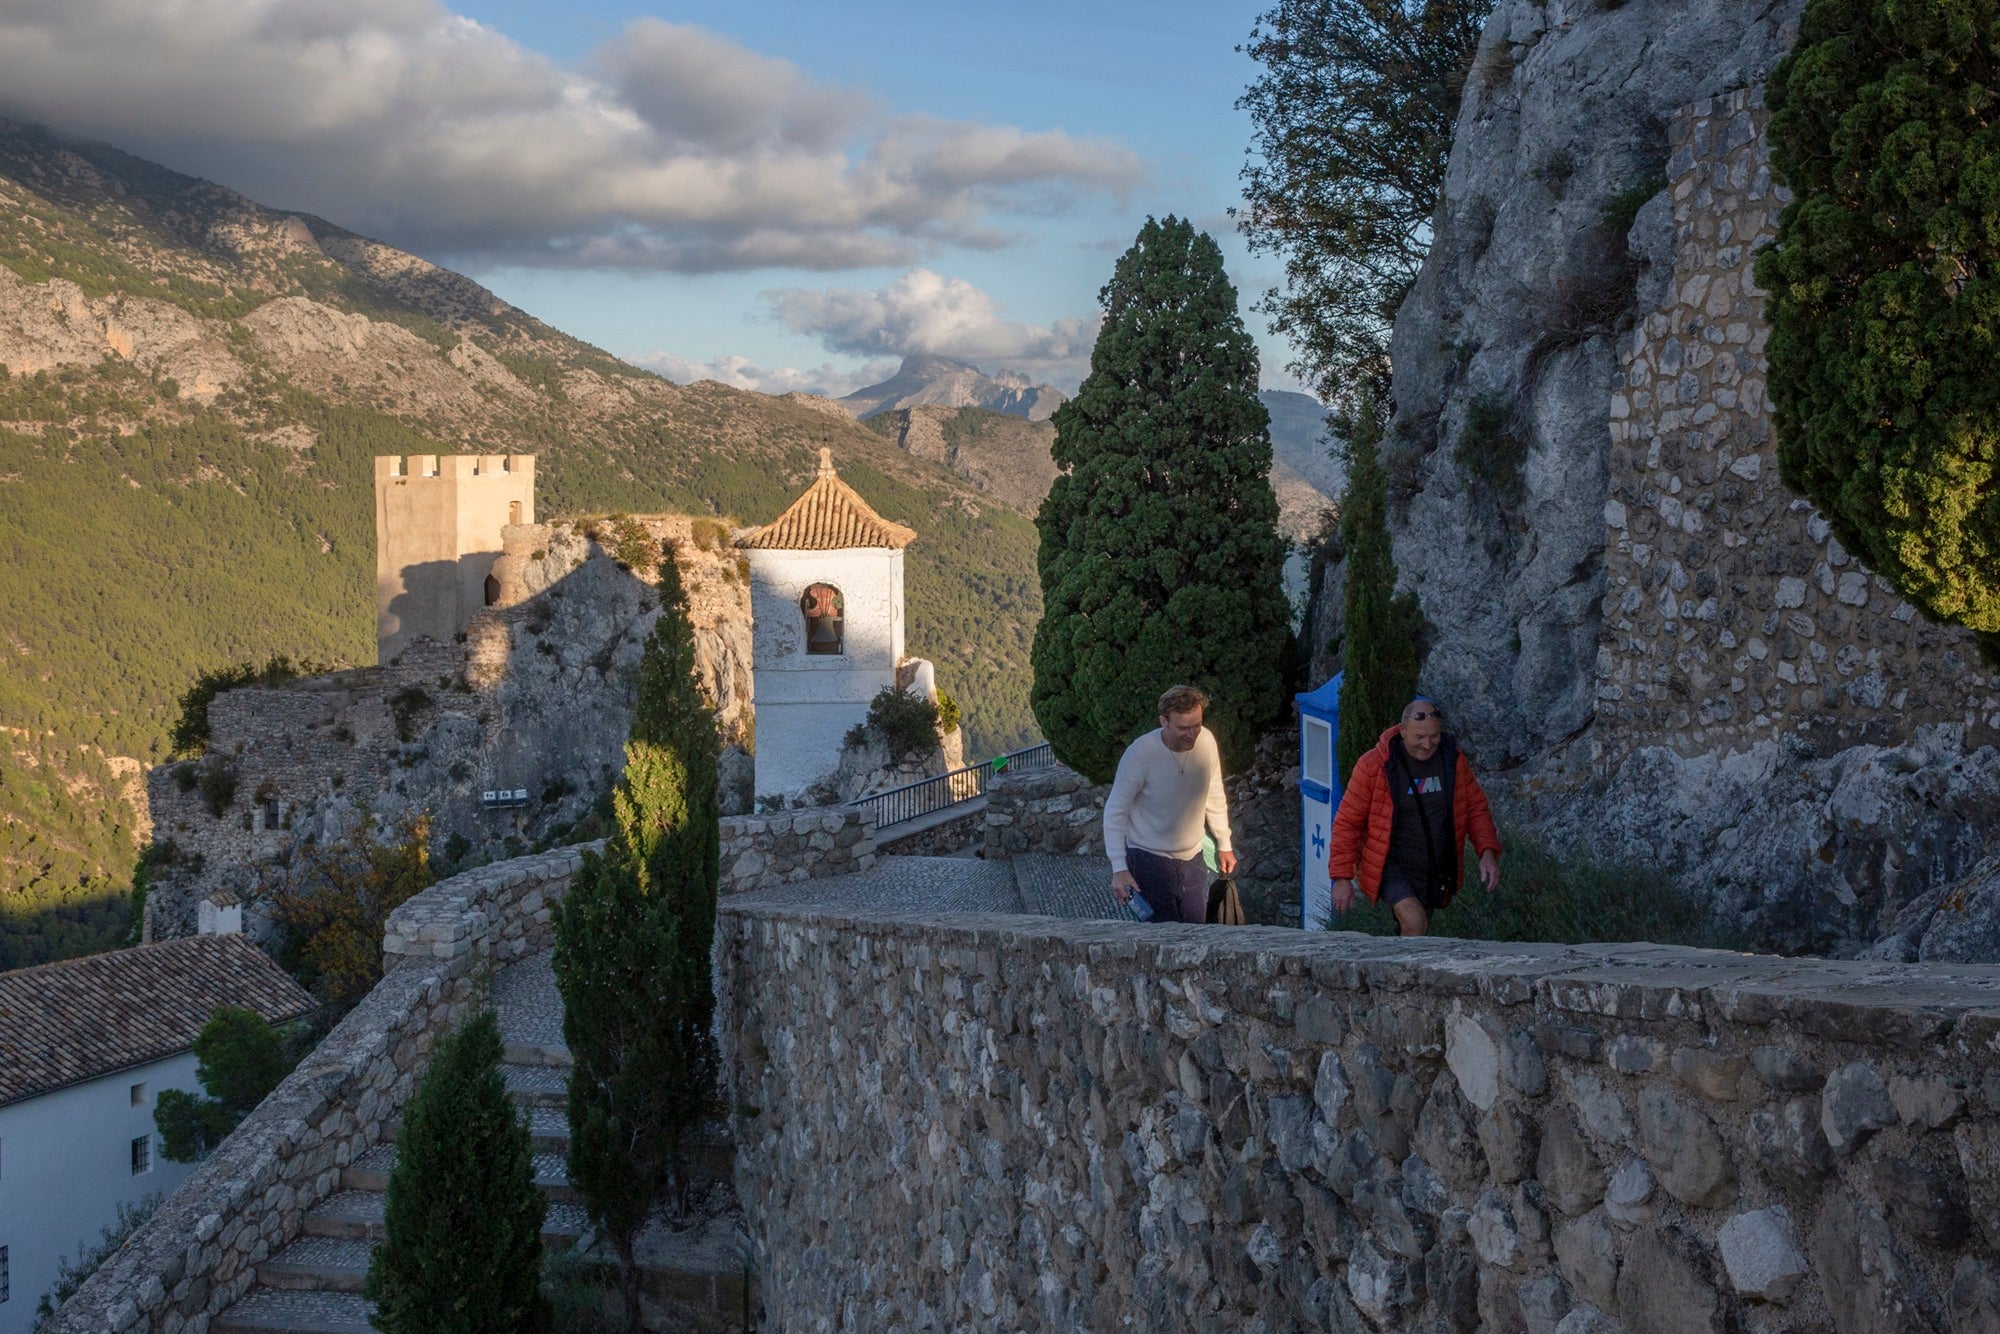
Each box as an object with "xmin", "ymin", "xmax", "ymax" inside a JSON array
[{"xmin": 373, "ymin": 454, "xmax": 535, "ymax": 664}]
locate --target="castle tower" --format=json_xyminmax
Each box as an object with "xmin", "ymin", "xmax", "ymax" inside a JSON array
[
  {"xmin": 373, "ymin": 454, "xmax": 535, "ymax": 664},
  {"xmin": 736, "ymin": 449, "xmax": 916, "ymax": 802}
]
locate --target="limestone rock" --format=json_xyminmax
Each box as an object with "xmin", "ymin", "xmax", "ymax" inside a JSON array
[
  {"xmin": 1748, "ymin": 1097, "xmax": 1834, "ymax": 1189},
  {"xmin": 1554, "ymin": 1211, "xmax": 1619, "ymax": 1310},
  {"xmin": 1717, "ymin": 1205, "xmax": 1807, "ymax": 1303},
  {"xmin": 1949, "ymin": 1257, "xmax": 2000, "ymax": 1334},
  {"xmin": 1446, "ymin": 1011, "xmax": 1501, "ymax": 1110},
  {"xmin": 1603, "ymin": 1158, "xmax": 1658, "ymax": 1229},
  {"xmin": 1822, "ymin": 1062, "xmax": 1896, "ymax": 1156},
  {"xmin": 1615, "ymin": 1228, "xmax": 1726, "ymax": 1334},
  {"xmin": 1538, "ymin": 1107, "xmax": 1608, "ymax": 1217},
  {"xmin": 1809, "ymin": 1194, "xmax": 1936, "ymax": 1334},
  {"xmin": 1636, "ymin": 1087, "xmax": 1737, "ymax": 1209}
]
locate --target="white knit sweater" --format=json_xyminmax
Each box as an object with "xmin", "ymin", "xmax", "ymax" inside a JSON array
[{"xmin": 1101, "ymin": 727, "xmax": 1232, "ymax": 873}]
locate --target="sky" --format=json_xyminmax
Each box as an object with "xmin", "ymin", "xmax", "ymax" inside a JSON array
[{"xmin": 0, "ymin": 0, "xmax": 1308, "ymax": 400}]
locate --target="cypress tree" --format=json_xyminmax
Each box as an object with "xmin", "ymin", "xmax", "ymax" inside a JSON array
[
  {"xmin": 1031, "ymin": 215, "xmax": 1294, "ymax": 781},
  {"xmin": 1335, "ymin": 391, "xmax": 1423, "ymax": 782},
  {"xmin": 553, "ymin": 550, "xmax": 721, "ymax": 1332},
  {"xmin": 364, "ymin": 1008, "xmax": 548, "ymax": 1334},
  {"xmin": 1756, "ymin": 0, "xmax": 2000, "ymax": 648}
]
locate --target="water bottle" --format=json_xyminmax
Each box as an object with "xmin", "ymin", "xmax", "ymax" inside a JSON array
[{"xmin": 1128, "ymin": 892, "xmax": 1155, "ymax": 921}]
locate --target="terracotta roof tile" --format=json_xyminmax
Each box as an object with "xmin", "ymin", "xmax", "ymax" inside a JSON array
[
  {"xmin": 735, "ymin": 449, "xmax": 916, "ymax": 551},
  {"xmin": 0, "ymin": 935, "xmax": 317, "ymax": 1106}
]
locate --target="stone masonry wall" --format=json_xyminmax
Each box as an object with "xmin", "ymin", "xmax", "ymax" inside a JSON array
[
  {"xmin": 982, "ymin": 763, "xmax": 1107, "ymax": 860},
  {"xmin": 719, "ymin": 900, "xmax": 2000, "ymax": 1333},
  {"xmin": 720, "ymin": 807, "xmax": 876, "ymax": 895},
  {"xmin": 1600, "ymin": 87, "xmax": 2000, "ymax": 763},
  {"xmin": 49, "ymin": 846, "xmax": 588, "ymax": 1333}
]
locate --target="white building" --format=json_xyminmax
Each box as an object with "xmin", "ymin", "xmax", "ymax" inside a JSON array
[
  {"xmin": 737, "ymin": 449, "xmax": 918, "ymax": 802},
  {"xmin": 0, "ymin": 934, "xmax": 313, "ymax": 1332}
]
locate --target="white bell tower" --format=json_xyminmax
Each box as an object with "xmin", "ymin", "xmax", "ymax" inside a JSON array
[{"xmin": 736, "ymin": 449, "xmax": 917, "ymax": 803}]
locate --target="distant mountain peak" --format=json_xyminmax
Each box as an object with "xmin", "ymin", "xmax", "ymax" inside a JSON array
[{"xmin": 839, "ymin": 354, "xmax": 1066, "ymax": 422}]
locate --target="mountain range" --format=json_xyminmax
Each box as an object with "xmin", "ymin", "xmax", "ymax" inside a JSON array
[
  {"xmin": 835, "ymin": 355, "xmax": 1342, "ymax": 535},
  {"xmin": 0, "ymin": 118, "xmax": 1044, "ymax": 966}
]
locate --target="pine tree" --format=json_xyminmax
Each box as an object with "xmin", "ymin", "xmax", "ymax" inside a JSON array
[
  {"xmin": 553, "ymin": 550, "xmax": 721, "ymax": 1332},
  {"xmin": 1031, "ymin": 215, "xmax": 1295, "ymax": 782},
  {"xmin": 1336, "ymin": 391, "xmax": 1423, "ymax": 781},
  {"xmin": 364, "ymin": 1008, "xmax": 548, "ymax": 1334}
]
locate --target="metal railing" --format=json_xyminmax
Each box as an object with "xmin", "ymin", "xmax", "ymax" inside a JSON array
[{"xmin": 854, "ymin": 742, "xmax": 1054, "ymax": 830}]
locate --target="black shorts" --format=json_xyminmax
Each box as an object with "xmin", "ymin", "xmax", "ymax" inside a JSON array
[{"xmin": 1379, "ymin": 861, "xmax": 1427, "ymax": 910}]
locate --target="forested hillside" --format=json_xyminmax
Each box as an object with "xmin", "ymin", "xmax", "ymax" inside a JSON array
[{"xmin": 0, "ymin": 119, "xmax": 1040, "ymax": 968}]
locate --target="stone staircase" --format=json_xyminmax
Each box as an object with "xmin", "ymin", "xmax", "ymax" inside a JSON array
[{"xmin": 213, "ymin": 954, "xmax": 750, "ymax": 1333}]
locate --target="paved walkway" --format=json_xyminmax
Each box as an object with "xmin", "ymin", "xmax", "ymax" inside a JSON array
[{"xmin": 731, "ymin": 852, "xmax": 1126, "ymax": 922}]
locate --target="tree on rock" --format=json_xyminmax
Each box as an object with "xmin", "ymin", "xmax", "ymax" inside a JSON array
[
  {"xmin": 1335, "ymin": 391, "xmax": 1423, "ymax": 781},
  {"xmin": 554, "ymin": 550, "xmax": 721, "ymax": 1332},
  {"xmin": 1757, "ymin": 0, "xmax": 2000, "ymax": 651},
  {"xmin": 1032, "ymin": 215, "xmax": 1294, "ymax": 781},
  {"xmin": 364, "ymin": 1008, "xmax": 548, "ymax": 1334}
]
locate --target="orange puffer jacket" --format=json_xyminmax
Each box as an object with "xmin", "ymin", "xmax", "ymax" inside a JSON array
[{"xmin": 1327, "ymin": 725, "xmax": 1502, "ymax": 906}]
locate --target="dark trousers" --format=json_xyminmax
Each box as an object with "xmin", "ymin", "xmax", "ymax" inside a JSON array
[{"xmin": 1128, "ymin": 847, "xmax": 1209, "ymax": 923}]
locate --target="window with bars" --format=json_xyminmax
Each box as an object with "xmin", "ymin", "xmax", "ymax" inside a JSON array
[
  {"xmin": 2, "ymin": 1243, "xmax": 10, "ymax": 1303},
  {"xmin": 131, "ymin": 1135, "xmax": 151, "ymax": 1175}
]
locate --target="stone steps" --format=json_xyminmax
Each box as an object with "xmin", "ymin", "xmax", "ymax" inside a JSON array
[
  {"xmin": 216, "ymin": 952, "xmax": 742, "ymax": 1334},
  {"xmin": 213, "ymin": 1289, "xmax": 375, "ymax": 1334}
]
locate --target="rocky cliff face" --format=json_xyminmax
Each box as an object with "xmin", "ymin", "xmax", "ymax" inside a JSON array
[
  {"xmin": 840, "ymin": 354, "xmax": 1066, "ymax": 421},
  {"xmin": 1388, "ymin": 0, "xmax": 1804, "ymax": 765},
  {"xmin": 1366, "ymin": 0, "xmax": 2000, "ymax": 958}
]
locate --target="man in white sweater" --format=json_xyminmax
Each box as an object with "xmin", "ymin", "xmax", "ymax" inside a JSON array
[{"xmin": 1105, "ymin": 684, "xmax": 1236, "ymax": 923}]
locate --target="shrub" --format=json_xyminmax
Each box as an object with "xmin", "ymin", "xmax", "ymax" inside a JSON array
[
  {"xmin": 155, "ymin": 1006, "xmax": 299, "ymax": 1162},
  {"xmin": 168, "ymin": 655, "xmax": 324, "ymax": 759},
  {"xmin": 267, "ymin": 811, "xmax": 436, "ymax": 1014},
  {"xmin": 33, "ymin": 1195, "xmax": 161, "ymax": 1327},
  {"xmin": 1757, "ymin": 0, "xmax": 2000, "ymax": 648},
  {"xmin": 365, "ymin": 1009, "xmax": 548, "ymax": 1334},
  {"xmin": 1454, "ymin": 393, "xmax": 1527, "ymax": 513},
  {"xmin": 935, "ymin": 687, "xmax": 961, "ymax": 735},
  {"xmin": 1320, "ymin": 828, "xmax": 1750, "ymax": 950},
  {"xmin": 861, "ymin": 687, "xmax": 942, "ymax": 760},
  {"xmin": 388, "ymin": 685, "xmax": 432, "ymax": 743},
  {"xmin": 197, "ymin": 755, "xmax": 238, "ymax": 818}
]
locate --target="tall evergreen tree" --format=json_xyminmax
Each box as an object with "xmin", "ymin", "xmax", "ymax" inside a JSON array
[
  {"xmin": 1032, "ymin": 217, "xmax": 1294, "ymax": 782},
  {"xmin": 553, "ymin": 551, "xmax": 721, "ymax": 1333},
  {"xmin": 364, "ymin": 1008, "xmax": 548, "ymax": 1334},
  {"xmin": 1336, "ymin": 391, "xmax": 1423, "ymax": 781}
]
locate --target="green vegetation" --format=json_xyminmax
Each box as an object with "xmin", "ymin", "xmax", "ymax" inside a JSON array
[
  {"xmin": 554, "ymin": 556, "xmax": 720, "ymax": 1332},
  {"xmin": 169, "ymin": 657, "xmax": 324, "ymax": 759},
  {"xmin": 365, "ymin": 1008, "xmax": 549, "ymax": 1334},
  {"xmin": 267, "ymin": 813, "xmax": 436, "ymax": 1013},
  {"xmin": 155, "ymin": 1005, "xmax": 301, "ymax": 1162},
  {"xmin": 1337, "ymin": 393, "xmax": 1425, "ymax": 782},
  {"xmin": 1032, "ymin": 216, "xmax": 1295, "ymax": 781},
  {"xmin": 0, "ymin": 125, "xmax": 1042, "ymax": 968},
  {"xmin": 1756, "ymin": 0, "xmax": 2000, "ymax": 649},
  {"xmin": 849, "ymin": 686, "xmax": 945, "ymax": 759},
  {"xmin": 32, "ymin": 1193, "xmax": 161, "ymax": 1330},
  {"xmin": 1321, "ymin": 828, "xmax": 1751, "ymax": 949},
  {"xmin": 1238, "ymin": 0, "xmax": 1494, "ymax": 402}
]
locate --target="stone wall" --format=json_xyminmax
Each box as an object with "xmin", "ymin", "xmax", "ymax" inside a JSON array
[
  {"xmin": 982, "ymin": 763, "xmax": 1106, "ymax": 860},
  {"xmin": 720, "ymin": 807, "xmax": 877, "ymax": 895},
  {"xmin": 1598, "ymin": 86, "xmax": 2000, "ymax": 764},
  {"xmin": 49, "ymin": 846, "xmax": 588, "ymax": 1333},
  {"xmin": 874, "ymin": 806, "xmax": 984, "ymax": 857},
  {"xmin": 718, "ymin": 899, "xmax": 2000, "ymax": 1333}
]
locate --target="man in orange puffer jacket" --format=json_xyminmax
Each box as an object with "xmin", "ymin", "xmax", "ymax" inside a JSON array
[{"xmin": 1326, "ymin": 696, "xmax": 1502, "ymax": 936}]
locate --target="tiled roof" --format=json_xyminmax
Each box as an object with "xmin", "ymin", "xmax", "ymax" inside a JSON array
[
  {"xmin": 735, "ymin": 448, "xmax": 917, "ymax": 551},
  {"xmin": 0, "ymin": 934, "xmax": 316, "ymax": 1106}
]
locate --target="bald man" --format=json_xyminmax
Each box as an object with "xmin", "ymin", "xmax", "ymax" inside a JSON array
[{"xmin": 1325, "ymin": 697, "xmax": 1501, "ymax": 936}]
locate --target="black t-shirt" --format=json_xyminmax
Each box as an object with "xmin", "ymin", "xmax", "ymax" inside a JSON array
[{"xmin": 1387, "ymin": 743, "xmax": 1452, "ymax": 879}]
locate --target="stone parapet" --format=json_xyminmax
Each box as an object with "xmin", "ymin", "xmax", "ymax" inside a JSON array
[
  {"xmin": 982, "ymin": 762, "xmax": 1107, "ymax": 860},
  {"xmin": 48, "ymin": 846, "xmax": 589, "ymax": 1333},
  {"xmin": 720, "ymin": 807, "xmax": 876, "ymax": 895},
  {"xmin": 718, "ymin": 899, "xmax": 2000, "ymax": 1332}
]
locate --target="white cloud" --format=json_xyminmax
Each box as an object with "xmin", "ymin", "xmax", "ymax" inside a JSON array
[
  {"xmin": 0, "ymin": 0, "xmax": 1144, "ymax": 272},
  {"xmin": 761, "ymin": 269, "xmax": 1100, "ymax": 386},
  {"xmin": 630, "ymin": 351, "xmax": 900, "ymax": 400}
]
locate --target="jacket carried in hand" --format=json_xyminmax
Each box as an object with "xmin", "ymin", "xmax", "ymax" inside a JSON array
[{"xmin": 1326, "ymin": 724, "xmax": 1502, "ymax": 907}]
